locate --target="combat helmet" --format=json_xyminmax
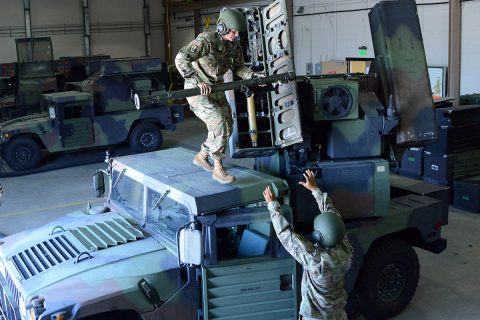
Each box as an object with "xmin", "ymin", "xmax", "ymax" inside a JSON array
[
  {"xmin": 217, "ymin": 8, "xmax": 246, "ymax": 33},
  {"xmin": 312, "ymin": 211, "xmax": 346, "ymax": 248}
]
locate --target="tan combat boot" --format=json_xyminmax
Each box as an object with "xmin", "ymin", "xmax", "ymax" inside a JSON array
[
  {"xmin": 193, "ymin": 151, "xmax": 213, "ymax": 172},
  {"xmin": 212, "ymin": 160, "xmax": 235, "ymax": 184}
]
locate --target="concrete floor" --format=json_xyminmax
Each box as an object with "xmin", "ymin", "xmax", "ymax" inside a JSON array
[{"xmin": 1, "ymin": 117, "xmax": 480, "ymax": 319}]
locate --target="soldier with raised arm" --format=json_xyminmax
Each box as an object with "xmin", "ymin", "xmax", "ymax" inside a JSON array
[
  {"xmin": 263, "ymin": 169, "xmax": 353, "ymax": 320},
  {"xmin": 175, "ymin": 7, "xmax": 259, "ymax": 184}
]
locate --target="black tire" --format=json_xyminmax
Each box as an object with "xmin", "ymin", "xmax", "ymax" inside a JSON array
[
  {"xmin": 3, "ymin": 136, "xmax": 42, "ymax": 171},
  {"xmin": 129, "ymin": 122, "xmax": 163, "ymax": 153},
  {"xmin": 356, "ymin": 239, "xmax": 419, "ymax": 320}
]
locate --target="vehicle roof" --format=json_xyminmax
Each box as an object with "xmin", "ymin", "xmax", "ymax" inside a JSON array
[
  {"xmin": 112, "ymin": 147, "xmax": 289, "ymax": 215},
  {"xmin": 43, "ymin": 90, "xmax": 91, "ymax": 102}
]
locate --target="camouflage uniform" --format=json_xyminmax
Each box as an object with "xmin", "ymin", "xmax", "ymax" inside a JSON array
[
  {"xmin": 267, "ymin": 188, "xmax": 353, "ymax": 320},
  {"xmin": 175, "ymin": 31, "xmax": 254, "ymax": 160}
]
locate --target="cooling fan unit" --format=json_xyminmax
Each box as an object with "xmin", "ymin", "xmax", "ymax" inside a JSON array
[{"xmin": 311, "ymin": 79, "xmax": 359, "ymax": 121}]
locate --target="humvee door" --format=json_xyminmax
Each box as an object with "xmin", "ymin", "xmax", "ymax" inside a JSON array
[
  {"xmin": 45, "ymin": 91, "xmax": 95, "ymax": 149},
  {"xmin": 229, "ymin": 0, "xmax": 302, "ymax": 158}
]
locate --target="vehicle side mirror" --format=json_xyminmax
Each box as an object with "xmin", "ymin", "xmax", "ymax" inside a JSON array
[
  {"xmin": 178, "ymin": 228, "xmax": 202, "ymax": 265},
  {"xmin": 93, "ymin": 170, "xmax": 105, "ymax": 198},
  {"xmin": 48, "ymin": 106, "xmax": 56, "ymax": 119}
]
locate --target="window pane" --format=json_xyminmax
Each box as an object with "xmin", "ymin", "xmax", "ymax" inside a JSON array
[
  {"xmin": 110, "ymin": 171, "xmax": 144, "ymax": 221},
  {"xmin": 146, "ymin": 188, "xmax": 190, "ymax": 243}
]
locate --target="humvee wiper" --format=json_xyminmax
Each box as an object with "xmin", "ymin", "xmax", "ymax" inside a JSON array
[
  {"xmin": 134, "ymin": 71, "xmax": 295, "ymax": 109},
  {"xmin": 152, "ymin": 189, "xmax": 170, "ymax": 211},
  {"xmin": 111, "ymin": 168, "xmax": 127, "ymax": 190}
]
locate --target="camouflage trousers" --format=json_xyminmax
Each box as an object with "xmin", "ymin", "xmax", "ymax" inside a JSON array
[{"xmin": 185, "ymin": 79, "xmax": 232, "ymax": 160}]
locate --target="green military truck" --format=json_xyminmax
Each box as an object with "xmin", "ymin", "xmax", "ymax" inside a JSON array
[
  {"xmin": 0, "ymin": 37, "xmax": 181, "ymax": 172},
  {"xmin": 0, "ymin": 0, "xmax": 449, "ymax": 319},
  {"xmin": 0, "ymin": 57, "xmax": 183, "ymax": 171},
  {"xmin": 0, "ymin": 146, "xmax": 447, "ymax": 320}
]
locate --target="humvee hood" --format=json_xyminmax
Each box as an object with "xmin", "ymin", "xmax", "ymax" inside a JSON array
[
  {"xmin": 0, "ymin": 211, "xmax": 176, "ymax": 298},
  {"xmin": 0, "ymin": 113, "xmax": 48, "ymax": 129}
]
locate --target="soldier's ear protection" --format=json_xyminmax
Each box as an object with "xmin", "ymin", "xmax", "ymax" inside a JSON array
[
  {"xmin": 311, "ymin": 230, "xmax": 324, "ymax": 246},
  {"xmin": 217, "ymin": 20, "xmax": 230, "ymax": 35}
]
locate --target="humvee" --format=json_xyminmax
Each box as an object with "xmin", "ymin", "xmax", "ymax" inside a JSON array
[
  {"xmin": 0, "ymin": 37, "xmax": 181, "ymax": 172},
  {"xmin": 0, "ymin": 57, "xmax": 183, "ymax": 171},
  {"xmin": 0, "ymin": 0, "xmax": 449, "ymax": 319}
]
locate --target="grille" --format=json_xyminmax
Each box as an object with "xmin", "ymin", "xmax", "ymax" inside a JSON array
[
  {"xmin": 11, "ymin": 235, "xmax": 80, "ymax": 280},
  {"xmin": 70, "ymin": 218, "xmax": 144, "ymax": 251},
  {"xmin": 9, "ymin": 217, "xmax": 144, "ymax": 281}
]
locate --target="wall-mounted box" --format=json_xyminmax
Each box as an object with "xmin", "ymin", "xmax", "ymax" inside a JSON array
[{"xmin": 320, "ymin": 60, "xmax": 347, "ymax": 75}]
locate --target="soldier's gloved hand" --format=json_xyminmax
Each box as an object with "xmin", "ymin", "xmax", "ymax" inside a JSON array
[
  {"xmin": 198, "ymin": 82, "xmax": 211, "ymax": 96},
  {"xmin": 252, "ymin": 73, "xmax": 267, "ymax": 87},
  {"xmin": 299, "ymin": 169, "xmax": 318, "ymax": 192},
  {"xmin": 263, "ymin": 186, "xmax": 276, "ymax": 203}
]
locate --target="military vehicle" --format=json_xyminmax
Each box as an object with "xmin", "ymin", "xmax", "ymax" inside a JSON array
[
  {"xmin": 0, "ymin": 37, "xmax": 110, "ymax": 121},
  {"xmin": 0, "ymin": 37, "xmax": 180, "ymax": 172},
  {"xmin": 0, "ymin": 0, "xmax": 449, "ymax": 319}
]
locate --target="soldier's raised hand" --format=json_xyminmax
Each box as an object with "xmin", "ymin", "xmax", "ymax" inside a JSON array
[
  {"xmin": 299, "ymin": 169, "xmax": 318, "ymax": 192},
  {"xmin": 263, "ymin": 186, "xmax": 276, "ymax": 203},
  {"xmin": 198, "ymin": 82, "xmax": 211, "ymax": 95}
]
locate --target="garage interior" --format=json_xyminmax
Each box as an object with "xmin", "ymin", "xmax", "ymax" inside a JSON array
[{"xmin": 1, "ymin": 1, "xmax": 480, "ymax": 320}]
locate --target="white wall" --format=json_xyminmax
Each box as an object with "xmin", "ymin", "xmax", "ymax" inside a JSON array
[
  {"xmin": 0, "ymin": 0, "xmax": 165, "ymax": 61},
  {"xmin": 461, "ymin": 1, "xmax": 480, "ymax": 95},
  {"xmin": 0, "ymin": 1, "xmax": 477, "ymax": 94},
  {"xmin": 168, "ymin": 1, "xmax": 270, "ymax": 57},
  {"xmin": 89, "ymin": 0, "xmax": 145, "ymax": 58},
  {"xmin": 292, "ymin": 0, "xmax": 480, "ymax": 94},
  {"xmin": 0, "ymin": 1, "xmax": 28, "ymax": 62}
]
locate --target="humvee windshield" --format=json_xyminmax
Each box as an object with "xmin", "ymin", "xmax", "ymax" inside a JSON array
[
  {"xmin": 109, "ymin": 169, "xmax": 190, "ymax": 243},
  {"xmin": 110, "ymin": 170, "xmax": 144, "ymax": 222},
  {"xmin": 146, "ymin": 187, "xmax": 190, "ymax": 243}
]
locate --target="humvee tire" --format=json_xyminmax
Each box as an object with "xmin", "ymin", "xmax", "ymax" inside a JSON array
[
  {"xmin": 3, "ymin": 136, "xmax": 42, "ymax": 170},
  {"xmin": 129, "ymin": 122, "xmax": 163, "ymax": 153},
  {"xmin": 357, "ymin": 239, "xmax": 420, "ymax": 320}
]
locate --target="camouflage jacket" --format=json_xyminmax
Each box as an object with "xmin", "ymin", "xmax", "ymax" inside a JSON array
[
  {"xmin": 175, "ymin": 31, "xmax": 254, "ymax": 84},
  {"xmin": 268, "ymin": 188, "xmax": 353, "ymax": 320}
]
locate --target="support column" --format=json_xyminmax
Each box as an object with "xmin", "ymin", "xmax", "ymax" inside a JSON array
[
  {"xmin": 23, "ymin": 0, "xmax": 32, "ymax": 38},
  {"xmin": 83, "ymin": 0, "xmax": 91, "ymax": 56},
  {"xmin": 144, "ymin": 0, "xmax": 152, "ymax": 56},
  {"xmin": 194, "ymin": 9, "xmax": 201, "ymax": 37},
  {"xmin": 448, "ymin": 0, "xmax": 461, "ymax": 105}
]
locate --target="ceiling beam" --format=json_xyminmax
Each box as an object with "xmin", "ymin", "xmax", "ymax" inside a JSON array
[{"xmin": 163, "ymin": 0, "xmax": 258, "ymax": 14}]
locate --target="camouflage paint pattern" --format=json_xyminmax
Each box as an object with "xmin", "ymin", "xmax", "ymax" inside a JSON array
[
  {"xmin": 0, "ymin": 147, "xmax": 295, "ymax": 320},
  {"xmin": 369, "ymin": 0, "xmax": 437, "ymax": 145},
  {"xmin": 325, "ymin": 90, "xmax": 389, "ymax": 159},
  {"xmin": 267, "ymin": 189, "xmax": 353, "ymax": 320},
  {"xmin": 0, "ymin": 103, "xmax": 176, "ymax": 153},
  {"xmin": 285, "ymin": 158, "xmax": 390, "ymax": 221},
  {"xmin": 345, "ymin": 193, "xmax": 444, "ymax": 292},
  {"xmin": 175, "ymin": 31, "xmax": 254, "ymax": 85},
  {"xmin": 175, "ymin": 31, "xmax": 255, "ymax": 160},
  {"xmin": 0, "ymin": 58, "xmax": 180, "ymax": 156},
  {"xmin": 185, "ymin": 78, "xmax": 233, "ymax": 160}
]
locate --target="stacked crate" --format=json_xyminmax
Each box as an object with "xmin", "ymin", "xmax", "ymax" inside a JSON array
[
  {"xmin": 423, "ymin": 104, "xmax": 480, "ymax": 187},
  {"xmin": 420, "ymin": 103, "xmax": 480, "ymax": 211}
]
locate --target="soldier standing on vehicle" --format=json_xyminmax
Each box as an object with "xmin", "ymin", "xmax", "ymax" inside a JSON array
[
  {"xmin": 175, "ymin": 8, "xmax": 258, "ymax": 184},
  {"xmin": 263, "ymin": 169, "xmax": 353, "ymax": 320}
]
